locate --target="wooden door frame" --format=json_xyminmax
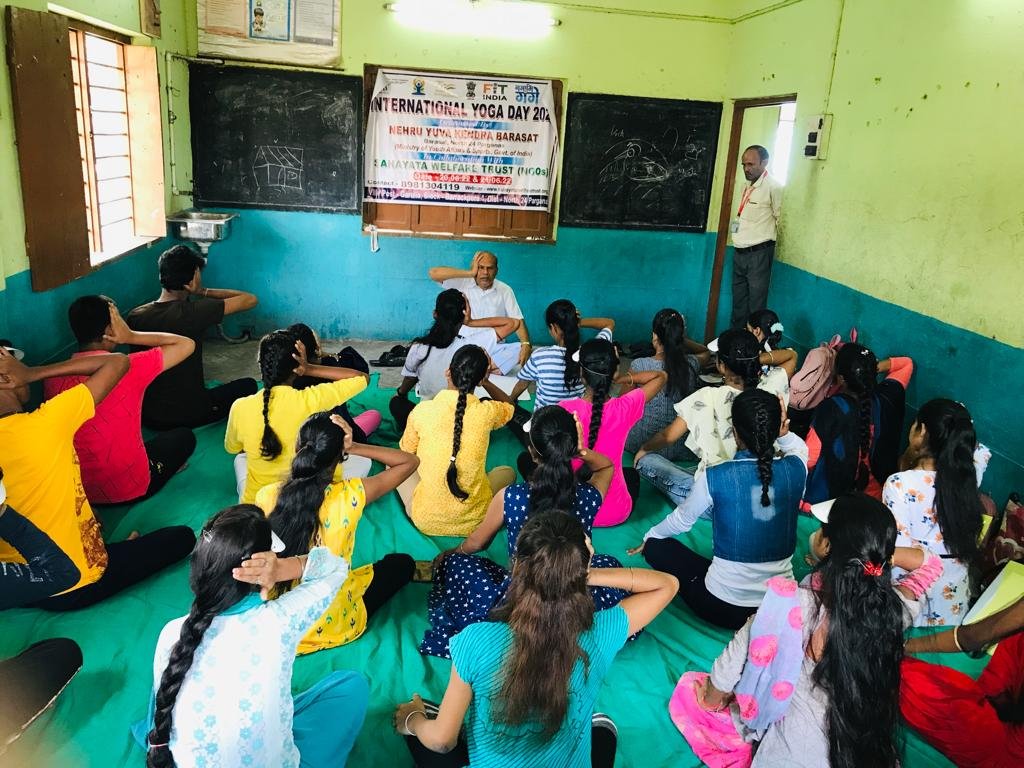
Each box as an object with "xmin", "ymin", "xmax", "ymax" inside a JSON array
[{"xmin": 703, "ymin": 94, "xmax": 797, "ymax": 342}]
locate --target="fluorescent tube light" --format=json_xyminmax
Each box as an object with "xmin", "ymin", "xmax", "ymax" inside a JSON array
[{"xmin": 385, "ymin": 1, "xmax": 560, "ymax": 40}]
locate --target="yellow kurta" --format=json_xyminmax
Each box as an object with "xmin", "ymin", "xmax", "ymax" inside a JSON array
[{"xmin": 256, "ymin": 479, "xmax": 375, "ymax": 654}]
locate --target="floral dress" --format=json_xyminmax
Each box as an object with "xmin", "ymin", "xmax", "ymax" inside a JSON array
[
  {"xmin": 883, "ymin": 444, "xmax": 991, "ymax": 626},
  {"xmin": 420, "ymin": 482, "xmax": 626, "ymax": 658}
]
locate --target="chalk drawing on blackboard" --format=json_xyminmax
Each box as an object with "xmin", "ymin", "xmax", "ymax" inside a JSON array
[
  {"xmin": 598, "ymin": 139, "xmax": 670, "ymax": 214},
  {"xmin": 253, "ymin": 146, "xmax": 305, "ymax": 192},
  {"xmin": 322, "ymin": 97, "xmax": 353, "ymax": 133}
]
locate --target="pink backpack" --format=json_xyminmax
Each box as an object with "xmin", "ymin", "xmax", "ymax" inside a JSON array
[{"xmin": 789, "ymin": 328, "xmax": 857, "ymax": 411}]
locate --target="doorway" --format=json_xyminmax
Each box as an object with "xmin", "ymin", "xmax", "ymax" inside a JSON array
[{"xmin": 703, "ymin": 95, "xmax": 798, "ymax": 341}]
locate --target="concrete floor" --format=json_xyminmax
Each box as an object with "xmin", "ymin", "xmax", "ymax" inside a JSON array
[{"xmin": 203, "ymin": 337, "xmax": 409, "ymax": 389}]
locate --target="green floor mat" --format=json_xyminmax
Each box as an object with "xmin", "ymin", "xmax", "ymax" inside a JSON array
[{"xmin": 1, "ymin": 374, "xmax": 985, "ymax": 767}]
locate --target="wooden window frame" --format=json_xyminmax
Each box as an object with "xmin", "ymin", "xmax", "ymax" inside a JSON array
[{"xmin": 362, "ymin": 64, "xmax": 563, "ymax": 245}]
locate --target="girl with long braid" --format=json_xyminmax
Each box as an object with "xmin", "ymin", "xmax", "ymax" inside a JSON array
[
  {"xmin": 676, "ymin": 493, "xmax": 941, "ymax": 768},
  {"xmin": 257, "ymin": 412, "xmax": 421, "ymax": 654},
  {"xmin": 803, "ymin": 342, "xmax": 913, "ymax": 502},
  {"xmin": 135, "ymin": 505, "xmax": 367, "ymax": 768},
  {"xmin": 884, "ymin": 398, "xmax": 990, "ymax": 625},
  {"xmin": 560, "ymin": 338, "xmax": 666, "ymax": 527},
  {"xmin": 225, "ymin": 330, "xmax": 371, "ymax": 504},
  {"xmin": 391, "ymin": 289, "xmax": 521, "ymax": 432},
  {"xmin": 635, "ymin": 328, "xmax": 791, "ymax": 508},
  {"xmin": 398, "ymin": 345, "xmax": 516, "ymax": 536},
  {"xmin": 629, "ymin": 389, "xmax": 808, "ymax": 629},
  {"xmin": 420, "ymin": 406, "xmax": 629, "ymax": 658},
  {"xmin": 511, "ymin": 299, "xmax": 616, "ymax": 408}
]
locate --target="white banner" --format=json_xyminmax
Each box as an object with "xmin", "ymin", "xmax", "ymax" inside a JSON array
[{"xmin": 364, "ymin": 69, "xmax": 559, "ymax": 210}]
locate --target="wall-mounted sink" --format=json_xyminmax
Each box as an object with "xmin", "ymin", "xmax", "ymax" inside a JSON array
[{"xmin": 167, "ymin": 210, "xmax": 237, "ymax": 253}]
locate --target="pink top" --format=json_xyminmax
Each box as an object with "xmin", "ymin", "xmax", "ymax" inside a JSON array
[
  {"xmin": 44, "ymin": 348, "xmax": 164, "ymax": 504},
  {"xmin": 560, "ymin": 388, "xmax": 645, "ymax": 527}
]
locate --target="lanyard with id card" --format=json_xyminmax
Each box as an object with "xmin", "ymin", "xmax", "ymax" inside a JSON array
[{"xmin": 732, "ymin": 171, "xmax": 766, "ymax": 233}]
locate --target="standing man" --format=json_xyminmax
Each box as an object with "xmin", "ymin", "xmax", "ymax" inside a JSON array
[
  {"xmin": 428, "ymin": 251, "xmax": 532, "ymax": 366},
  {"xmin": 730, "ymin": 145, "xmax": 783, "ymax": 329},
  {"xmin": 128, "ymin": 244, "xmax": 259, "ymax": 430}
]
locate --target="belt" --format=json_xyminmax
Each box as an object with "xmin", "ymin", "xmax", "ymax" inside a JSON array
[{"xmin": 735, "ymin": 240, "xmax": 775, "ymax": 254}]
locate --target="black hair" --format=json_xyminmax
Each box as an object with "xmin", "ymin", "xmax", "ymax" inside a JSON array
[
  {"xmin": 257, "ymin": 330, "xmax": 299, "ymax": 460},
  {"xmin": 746, "ymin": 309, "xmax": 783, "ymax": 350},
  {"xmin": 146, "ymin": 505, "xmax": 270, "ymax": 768},
  {"xmin": 578, "ymin": 338, "xmax": 617, "ymax": 449},
  {"xmin": 545, "ymin": 300, "xmax": 581, "ymax": 391},
  {"xmin": 652, "ymin": 308, "xmax": 697, "ymax": 402},
  {"xmin": 269, "ymin": 412, "xmax": 344, "ymax": 559},
  {"xmin": 158, "ymin": 244, "xmax": 206, "ymax": 291},
  {"xmin": 835, "ymin": 343, "xmax": 879, "ymax": 491},
  {"xmin": 287, "ymin": 323, "xmax": 320, "ymax": 363},
  {"xmin": 527, "ymin": 406, "xmax": 578, "ymax": 515},
  {"xmin": 446, "ymin": 345, "xmax": 489, "ymax": 501},
  {"xmin": 732, "ymin": 388, "xmax": 781, "ymax": 507},
  {"xmin": 915, "ymin": 399, "xmax": 984, "ymax": 577},
  {"xmin": 745, "ymin": 144, "xmax": 770, "ymax": 163},
  {"xmin": 68, "ymin": 295, "xmax": 114, "ymax": 346},
  {"xmin": 716, "ymin": 328, "xmax": 762, "ymax": 389},
  {"xmin": 413, "ymin": 289, "xmax": 466, "ymax": 355},
  {"xmin": 811, "ymin": 493, "xmax": 904, "ymax": 768}
]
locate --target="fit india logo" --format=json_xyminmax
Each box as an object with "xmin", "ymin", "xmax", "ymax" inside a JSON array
[
  {"xmin": 412, "ymin": 78, "xmax": 426, "ymax": 96},
  {"xmin": 465, "ymin": 81, "xmax": 477, "ymax": 98}
]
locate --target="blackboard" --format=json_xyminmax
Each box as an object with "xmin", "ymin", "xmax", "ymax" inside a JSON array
[
  {"xmin": 560, "ymin": 93, "xmax": 722, "ymax": 231},
  {"xmin": 189, "ymin": 64, "xmax": 362, "ymax": 212}
]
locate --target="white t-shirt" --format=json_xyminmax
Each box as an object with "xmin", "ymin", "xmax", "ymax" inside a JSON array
[
  {"xmin": 441, "ymin": 277, "xmax": 523, "ymax": 320},
  {"xmin": 402, "ymin": 326, "xmax": 519, "ymax": 399}
]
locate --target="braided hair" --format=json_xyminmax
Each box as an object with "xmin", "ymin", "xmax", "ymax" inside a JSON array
[
  {"xmin": 578, "ymin": 338, "xmax": 617, "ymax": 449},
  {"xmin": 716, "ymin": 328, "xmax": 762, "ymax": 389},
  {"xmin": 527, "ymin": 406, "xmax": 578, "ymax": 514},
  {"xmin": 269, "ymin": 412, "xmax": 345, "ymax": 559},
  {"xmin": 545, "ymin": 299, "xmax": 581, "ymax": 390},
  {"xmin": 413, "ymin": 289, "xmax": 467, "ymax": 361},
  {"xmin": 835, "ymin": 344, "xmax": 879, "ymax": 491},
  {"xmin": 146, "ymin": 505, "xmax": 270, "ymax": 768},
  {"xmin": 446, "ymin": 344, "xmax": 489, "ymax": 501},
  {"xmin": 257, "ymin": 330, "xmax": 300, "ymax": 460},
  {"xmin": 732, "ymin": 389, "xmax": 782, "ymax": 506},
  {"xmin": 652, "ymin": 308, "xmax": 697, "ymax": 401}
]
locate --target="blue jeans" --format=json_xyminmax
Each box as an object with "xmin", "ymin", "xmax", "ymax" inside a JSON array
[{"xmin": 635, "ymin": 454, "xmax": 695, "ymax": 507}]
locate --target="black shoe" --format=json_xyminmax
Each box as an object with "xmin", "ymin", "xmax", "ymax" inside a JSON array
[
  {"xmin": 0, "ymin": 638, "xmax": 83, "ymax": 753},
  {"xmin": 591, "ymin": 712, "xmax": 617, "ymax": 768}
]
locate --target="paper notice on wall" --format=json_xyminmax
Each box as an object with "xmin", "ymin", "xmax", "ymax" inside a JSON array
[
  {"xmin": 364, "ymin": 69, "xmax": 559, "ymax": 210},
  {"xmin": 198, "ymin": 0, "xmax": 340, "ymax": 66},
  {"xmin": 294, "ymin": 0, "xmax": 334, "ymax": 45}
]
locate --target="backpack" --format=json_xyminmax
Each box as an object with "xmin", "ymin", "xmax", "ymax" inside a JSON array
[{"xmin": 788, "ymin": 328, "xmax": 858, "ymax": 412}]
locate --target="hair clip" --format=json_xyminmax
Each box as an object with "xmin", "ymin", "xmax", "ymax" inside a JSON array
[
  {"xmin": 449, "ymin": 455, "xmax": 457, "ymax": 462},
  {"xmin": 860, "ymin": 348, "xmax": 871, "ymax": 356},
  {"xmin": 521, "ymin": 420, "xmax": 532, "ymax": 433},
  {"xmin": 201, "ymin": 529, "xmax": 214, "ymax": 543},
  {"xmin": 148, "ymin": 741, "xmax": 169, "ymax": 751},
  {"xmin": 770, "ymin": 322, "xmax": 784, "ymax": 334},
  {"xmin": 571, "ymin": 349, "xmax": 580, "ymax": 362},
  {"xmin": 860, "ymin": 560, "xmax": 884, "ymax": 577}
]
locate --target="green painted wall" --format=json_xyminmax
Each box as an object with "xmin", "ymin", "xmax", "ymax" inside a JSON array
[{"xmin": 728, "ymin": 0, "xmax": 1024, "ymax": 348}]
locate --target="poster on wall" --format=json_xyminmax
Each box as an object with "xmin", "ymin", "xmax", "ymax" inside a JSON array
[
  {"xmin": 364, "ymin": 69, "xmax": 559, "ymax": 210},
  {"xmin": 198, "ymin": 0, "xmax": 340, "ymax": 67}
]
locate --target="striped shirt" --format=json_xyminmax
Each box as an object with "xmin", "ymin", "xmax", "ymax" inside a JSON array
[
  {"xmin": 449, "ymin": 606, "xmax": 629, "ymax": 768},
  {"xmin": 518, "ymin": 327, "xmax": 613, "ymax": 408}
]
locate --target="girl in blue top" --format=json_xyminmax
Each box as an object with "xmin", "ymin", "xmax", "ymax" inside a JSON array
[{"xmin": 396, "ymin": 512, "xmax": 677, "ymax": 768}]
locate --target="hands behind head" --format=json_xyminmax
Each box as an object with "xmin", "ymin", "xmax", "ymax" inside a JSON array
[
  {"xmin": 778, "ymin": 395, "xmax": 790, "ymax": 437},
  {"xmin": 232, "ymin": 551, "xmax": 281, "ymax": 600},
  {"xmin": 102, "ymin": 304, "xmax": 133, "ymax": 346},
  {"xmin": 0, "ymin": 346, "xmax": 30, "ymax": 390},
  {"xmin": 291, "ymin": 340, "xmax": 308, "ymax": 376},
  {"xmin": 462, "ymin": 292, "xmax": 473, "ymax": 323},
  {"xmin": 574, "ymin": 413, "xmax": 587, "ymax": 456},
  {"xmin": 329, "ymin": 414, "xmax": 355, "ymax": 456}
]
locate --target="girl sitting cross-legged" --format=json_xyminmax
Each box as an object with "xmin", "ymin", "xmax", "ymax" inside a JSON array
[
  {"xmin": 630, "ymin": 388, "xmax": 807, "ymax": 630},
  {"xmin": 257, "ymin": 412, "xmax": 421, "ymax": 654},
  {"xmin": 420, "ymin": 405, "xmax": 628, "ymax": 659},
  {"xmin": 134, "ymin": 504, "xmax": 368, "ymax": 768},
  {"xmin": 395, "ymin": 511, "xmax": 678, "ymax": 768},
  {"xmin": 398, "ymin": 344, "xmax": 516, "ymax": 537}
]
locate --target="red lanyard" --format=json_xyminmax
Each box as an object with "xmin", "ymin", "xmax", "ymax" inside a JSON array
[{"xmin": 738, "ymin": 171, "xmax": 766, "ymax": 217}]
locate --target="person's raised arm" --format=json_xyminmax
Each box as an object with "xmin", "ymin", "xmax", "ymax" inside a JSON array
[
  {"xmin": 0, "ymin": 348, "xmax": 129, "ymax": 406},
  {"xmin": 509, "ymin": 379, "xmax": 531, "ymax": 401},
  {"xmin": 572, "ymin": 412, "xmax": 614, "ymax": 498},
  {"xmin": 634, "ymin": 369, "xmax": 667, "ymax": 403},
  {"xmin": 588, "ymin": 566, "xmax": 677, "ymax": 636},
  {"xmin": 580, "ymin": 316, "xmax": 615, "ymax": 332},
  {"xmin": 342, "ymin": 415, "xmax": 420, "ymax": 503},
  {"xmin": 196, "ymin": 286, "xmax": 258, "ymax": 316},
  {"xmin": 635, "ymin": 415, "xmax": 688, "ymax": 463},
  {"xmin": 104, "ymin": 304, "xmax": 195, "ymax": 372},
  {"xmin": 760, "ymin": 347, "xmax": 798, "ymax": 378},
  {"xmin": 441, "ymin": 488, "xmax": 507, "ymax": 564},
  {"xmin": 465, "ymin": 315, "xmax": 521, "ymax": 341},
  {"xmin": 395, "ymin": 667, "xmax": 472, "ymax": 754},
  {"xmin": 879, "ymin": 356, "xmax": 914, "ymax": 388},
  {"xmin": 293, "ymin": 341, "xmax": 369, "ymax": 384},
  {"xmin": 479, "ymin": 375, "xmax": 514, "ymax": 405},
  {"xmin": 428, "ymin": 252, "xmax": 480, "ymax": 284}
]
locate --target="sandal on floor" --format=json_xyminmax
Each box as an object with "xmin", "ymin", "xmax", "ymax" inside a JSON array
[{"xmin": 371, "ymin": 345, "xmax": 409, "ymax": 367}]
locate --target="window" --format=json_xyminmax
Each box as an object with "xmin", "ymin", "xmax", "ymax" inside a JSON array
[{"xmin": 5, "ymin": 7, "xmax": 165, "ymax": 290}]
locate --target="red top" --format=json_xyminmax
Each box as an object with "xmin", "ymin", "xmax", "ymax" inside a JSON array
[{"xmin": 44, "ymin": 348, "xmax": 164, "ymax": 504}]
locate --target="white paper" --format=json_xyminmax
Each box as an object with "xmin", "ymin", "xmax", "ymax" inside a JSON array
[
  {"xmin": 205, "ymin": 0, "xmax": 247, "ymax": 35},
  {"xmin": 294, "ymin": 0, "xmax": 335, "ymax": 46}
]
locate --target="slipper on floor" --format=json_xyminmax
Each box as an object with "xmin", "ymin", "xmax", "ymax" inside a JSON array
[{"xmin": 371, "ymin": 345, "xmax": 409, "ymax": 367}]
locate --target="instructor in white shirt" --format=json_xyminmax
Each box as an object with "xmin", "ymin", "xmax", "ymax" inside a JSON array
[
  {"xmin": 428, "ymin": 250, "xmax": 532, "ymax": 366},
  {"xmin": 730, "ymin": 145, "xmax": 783, "ymax": 329}
]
